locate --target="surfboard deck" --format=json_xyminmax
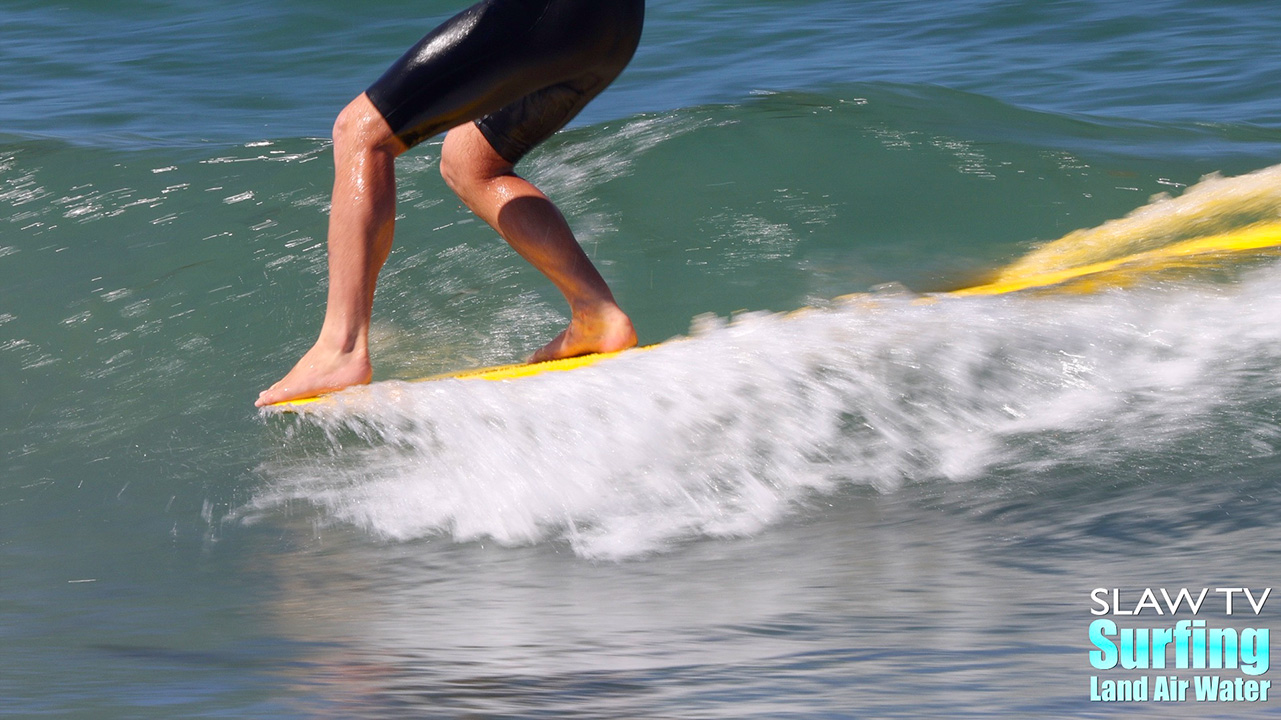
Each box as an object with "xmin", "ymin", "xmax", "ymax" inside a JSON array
[
  {"xmin": 272, "ymin": 346, "xmax": 655, "ymax": 409},
  {"xmin": 268, "ymin": 220, "xmax": 1281, "ymax": 411}
]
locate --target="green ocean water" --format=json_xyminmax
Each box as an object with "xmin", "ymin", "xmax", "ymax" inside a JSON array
[{"xmin": 5, "ymin": 0, "xmax": 1281, "ymax": 717}]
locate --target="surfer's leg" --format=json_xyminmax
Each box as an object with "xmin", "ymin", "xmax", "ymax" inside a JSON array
[
  {"xmin": 440, "ymin": 122, "xmax": 636, "ymax": 362},
  {"xmin": 258, "ymin": 0, "xmax": 645, "ymax": 404},
  {"xmin": 256, "ymin": 94, "xmax": 405, "ymax": 407},
  {"xmin": 437, "ymin": 0, "xmax": 643, "ymax": 361}
]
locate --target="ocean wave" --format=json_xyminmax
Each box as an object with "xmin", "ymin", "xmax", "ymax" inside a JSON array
[{"xmin": 247, "ymin": 250, "xmax": 1281, "ymax": 559}]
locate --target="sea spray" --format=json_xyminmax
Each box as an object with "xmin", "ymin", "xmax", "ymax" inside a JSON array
[
  {"xmin": 997, "ymin": 164, "xmax": 1281, "ymax": 278},
  {"xmin": 251, "ymin": 256, "xmax": 1281, "ymax": 558}
]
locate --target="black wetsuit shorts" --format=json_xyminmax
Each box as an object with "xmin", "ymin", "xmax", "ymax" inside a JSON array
[{"xmin": 365, "ymin": 0, "xmax": 645, "ymax": 163}]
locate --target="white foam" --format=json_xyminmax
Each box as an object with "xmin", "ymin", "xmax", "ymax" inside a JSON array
[{"xmin": 249, "ymin": 263, "xmax": 1281, "ymax": 559}]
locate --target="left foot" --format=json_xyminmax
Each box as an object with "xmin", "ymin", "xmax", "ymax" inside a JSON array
[
  {"xmin": 530, "ymin": 303, "xmax": 638, "ymax": 363},
  {"xmin": 255, "ymin": 342, "xmax": 372, "ymax": 407}
]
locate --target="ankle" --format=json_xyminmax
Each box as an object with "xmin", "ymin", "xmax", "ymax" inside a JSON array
[
  {"xmin": 569, "ymin": 297, "xmax": 625, "ymax": 322},
  {"xmin": 314, "ymin": 321, "xmax": 369, "ymax": 357}
]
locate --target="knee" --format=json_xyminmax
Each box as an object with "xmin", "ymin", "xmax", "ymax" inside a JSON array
[
  {"xmin": 440, "ymin": 131, "xmax": 481, "ymax": 199},
  {"xmin": 333, "ymin": 95, "xmax": 398, "ymax": 155},
  {"xmin": 440, "ymin": 125, "xmax": 511, "ymax": 200}
]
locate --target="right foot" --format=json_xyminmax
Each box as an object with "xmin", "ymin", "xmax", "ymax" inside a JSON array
[
  {"xmin": 530, "ymin": 303, "xmax": 638, "ymax": 363},
  {"xmin": 256, "ymin": 344, "xmax": 372, "ymax": 407}
]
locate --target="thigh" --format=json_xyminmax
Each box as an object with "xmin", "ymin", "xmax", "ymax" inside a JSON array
[
  {"xmin": 365, "ymin": 0, "xmax": 644, "ymax": 158},
  {"xmin": 476, "ymin": 0, "xmax": 645, "ymax": 162},
  {"xmin": 365, "ymin": 0, "xmax": 543, "ymax": 149}
]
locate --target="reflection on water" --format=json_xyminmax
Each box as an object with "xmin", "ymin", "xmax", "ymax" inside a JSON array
[{"xmin": 247, "ymin": 465, "xmax": 1281, "ymax": 718}]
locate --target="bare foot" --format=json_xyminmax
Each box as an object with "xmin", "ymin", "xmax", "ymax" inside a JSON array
[
  {"xmin": 530, "ymin": 303, "xmax": 638, "ymax": 363},
  {"xmin": 256, "ymin": 344, "xmax": 373, "ymax": 407}
]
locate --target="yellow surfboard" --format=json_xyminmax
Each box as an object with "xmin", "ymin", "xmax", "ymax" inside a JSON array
[{"xmin": 269, "ymin": 220, "xmax": 1281, "ymax": 410}]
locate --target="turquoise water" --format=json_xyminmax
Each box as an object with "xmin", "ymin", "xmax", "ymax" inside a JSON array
[{"xmin": 5, "ymin": 0, "xmax": 1281, "ymax": 717}]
